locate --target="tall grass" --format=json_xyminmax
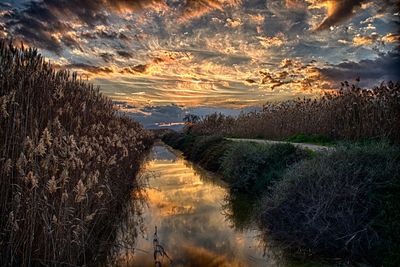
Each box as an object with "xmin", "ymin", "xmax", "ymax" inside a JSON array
[
  {"xmin": 0, "ymin": 41, "xmax": 153, "ymax": 266},
  {"xmin": 189, "ymin": 82, "xmax": 400, "ymax": 143}
]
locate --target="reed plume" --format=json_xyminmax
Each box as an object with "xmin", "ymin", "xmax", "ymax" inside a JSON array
[{"xmin": 0, "ymin": 40, "xmax": 153, "ymax": 266}]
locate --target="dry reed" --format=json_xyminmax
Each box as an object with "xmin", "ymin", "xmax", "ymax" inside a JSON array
[
  {"xmin": 189, "ymin": 81, "xmax": 400, "ymax": 143},
  {"xmin": 0, "ymin": 41, "xmax": 153, "ymax": 266}
]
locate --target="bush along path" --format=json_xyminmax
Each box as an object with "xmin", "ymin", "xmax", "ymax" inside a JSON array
[{"xmin": 162, "ymin": 131, "xmax": 400, "ymax": 266}]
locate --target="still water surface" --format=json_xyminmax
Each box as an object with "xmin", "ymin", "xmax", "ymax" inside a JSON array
[{"xmin": 115, "ymin": 144, "xmax": 274, "ymax": 266}]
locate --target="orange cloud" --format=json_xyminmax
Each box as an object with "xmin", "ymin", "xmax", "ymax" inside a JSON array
[
  {"xmin": 105, "ymin": 0, "xmax": 168, "ymax": 13},
  {"xmin": 382, "ymin": 33, "xmax": 400, "ymax": 43},
  {"xmin": 352, "ymin": 33, "xmax": 379, "ymax": 46},
  {"xmin": 286, "ymin": 0, "xmax": 306, "ymax": 9},
  {"xmin": 178, "ymin": 0, "xmax": 241, "ymax": 22},
  {"xmin": 257, "ymin": 33, "xmax": 287, "ymax": 48}
]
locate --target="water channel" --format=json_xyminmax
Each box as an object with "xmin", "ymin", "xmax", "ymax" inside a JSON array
[{"xmin": 113, "ymin": 144, "xmax": 284, "ymax": 266}]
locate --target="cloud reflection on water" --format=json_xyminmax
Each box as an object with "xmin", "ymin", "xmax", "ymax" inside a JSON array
[{"xmin": 115, "ymin": 145, "xmax": 269, "ymax": 266}]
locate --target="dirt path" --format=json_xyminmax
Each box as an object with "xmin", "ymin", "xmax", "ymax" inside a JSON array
[{"xmin": 226, "ymin": 138, "xmax": 335, "ymax": 153}]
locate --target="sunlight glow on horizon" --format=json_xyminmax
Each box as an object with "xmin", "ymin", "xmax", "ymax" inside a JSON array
[{"xmin": 1, "ymin": 0, "xmax": 398, "ymax": 108}]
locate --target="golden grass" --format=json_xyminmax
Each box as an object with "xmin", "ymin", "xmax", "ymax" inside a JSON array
[
  {"xmin": 0, "ymin": 41, "xmax": 153, "ymax": 266},
  {"xmin": 189, "ymin": 81, "xmax": 400, "ymax": 142}
]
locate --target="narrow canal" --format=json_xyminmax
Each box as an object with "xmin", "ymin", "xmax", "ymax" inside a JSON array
[{"xmin": 112, "ymin": 144, "xmax": 274, "ymax": 266}]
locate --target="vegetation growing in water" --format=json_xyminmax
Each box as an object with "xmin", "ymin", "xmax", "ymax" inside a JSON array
[{"xmin": 0, "ymin": 41, "xmax": 153, "ymax": 266}]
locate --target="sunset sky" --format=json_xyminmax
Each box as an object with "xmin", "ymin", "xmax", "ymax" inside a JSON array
[{"xmin": 1, "ymin": 0, "xmax": 399, "ymax": 125}]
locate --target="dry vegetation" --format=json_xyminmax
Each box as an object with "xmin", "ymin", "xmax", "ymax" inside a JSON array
[
  {"xmin": 189, "ymin": 82, "xmax": 400, "ymax": 143},
  {"xmin": 0, "ymin": 41, "xmax": 153, "ymax": 266}
]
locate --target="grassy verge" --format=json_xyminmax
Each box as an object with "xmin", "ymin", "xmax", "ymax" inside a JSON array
[
  {"xmin": 220, "ymin": 141, "xmax": 308, "ymax": 193},
  {"xmin": 0, "ymin": 42, "xmax": 153, "ymax": 266},
  {"xmin": 284, "ymin": 133, "xmax": 336, "ymax": 146},
  {"xmin": 259, "ymin": 141, "xmax": 400, "ymax": 266}
]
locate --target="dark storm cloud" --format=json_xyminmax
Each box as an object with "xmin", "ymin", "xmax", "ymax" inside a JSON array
[
  {"xmin": 97, "ymin": 30, "xmax": 118, "ymax": 39},
  {"xmin": 1, "ymin": 0, "xmax": 241, "ymax": 54},
  {"xmin": 117, "ymin": 50, "xmax": 134, "ymax": 58},
  {"xmin": 0, "ymin": 2, "xmax": 12, "ymax": 8},
  {"xmin": 319, "ymin": 52, "xmax": 400, "ymax": 85},
  {"xmin": 65, "ymin": 63, "xmax": 114, "ymax": 74},
  {"xmin": 131, "ymin": 64, "xmax": 148, "ymax": 73},
  {"xmin": 99, "ymin": 52, "xmax": 115, "ymax": 63},
  {"xmin": 2, "ymin": 1, "xmax": 70, "ymax": 53},
  {"xmin": 316, "ymin": 0, "xmax": 400, "ymax": 31},
  {"xmin": 61, "ymin": 34, "xmax": 82, "ymax": 51},
  {"xmin": 1, "ymin": 0, "xmax": 164, "ymax": 53},
  {"xmin": 316, "ymin": 0, "xmax": 366, "ymax": 31},
  {"xmin": 118, "ymin": 32, "xmax": 130, "ymax": 41}
]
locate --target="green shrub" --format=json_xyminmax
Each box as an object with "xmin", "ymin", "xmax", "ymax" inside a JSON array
[
  {"xmin": 187, "ymin": 135, "xmax": 224, "ymax": 162},
  {"xmin": 163, "ymin": 133, "xmax": 232, "ymax": 172},
  {"xmin": 162, "ymin": 132, "xmax": 196, "ymax": 152},
  {"xmin": 222, "ymin": 190, "xmax": 257, "ymax": 231},
  {"xmin": 221, "ymin": 142, "xmax": 308, "ymax": 193},
  {"xmin": 198, "ymin": 139, "xmax": 232, "ymax": 172},
  {"xmin": 260, "ymin": 142, "xmax": 400, "ymax": 266}
]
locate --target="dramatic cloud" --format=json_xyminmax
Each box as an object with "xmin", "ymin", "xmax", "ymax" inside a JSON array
[
  {"xmin": 315, "ymin": 0, "xmax": 366, "ymax": 31},
  {"xmin": 116, "ymin": 50, "xmax": 133, "ymax": 59},
  {"xmin": 99, "ymin": 52, "xmax": 115, "ymax": 63},
  {"xmin": 1, "ymin": 0, "xmax": 398, "ymax": 108},
  {"xmin": 177, "ymin": 0, "xmax": 241, "ymax": 22},
  {"xmin": 312, "ymin": 0, "xmax": 400, "ymax": 31},
  {"xmin": 319, "ymin": 52, "xmax": 400, "ymax": 86},
  {"xmin": 63, "ymin": 63, "xmax": 114, "ymax": 75},
  {"xmin": 352, "ymin": 33, "xmax": 379, "ymax": 46},
  {"xmin": 382, "ymin": 33, "xmax": 400, "ymax": 44}
]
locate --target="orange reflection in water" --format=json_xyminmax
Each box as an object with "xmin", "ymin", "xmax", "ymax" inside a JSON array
[{"xmin": 115, "ymin": 145, "xmax": 271, "ymax": 267}]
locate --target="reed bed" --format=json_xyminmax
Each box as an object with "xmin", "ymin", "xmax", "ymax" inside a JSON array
[
  {"xmin": 0, "ymin": 41, "xmax": 153, "ymax": 266},
  {"xmin": 189, "ymin": 82, "xmax": 400, "ymax": 143}
]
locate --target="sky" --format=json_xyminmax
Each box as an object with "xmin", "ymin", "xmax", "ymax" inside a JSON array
[{"xmin": 1, "ymin": 0, "xmax": 399, "ymax": 127}]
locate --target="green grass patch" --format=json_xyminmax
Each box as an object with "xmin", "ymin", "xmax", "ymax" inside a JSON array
[{"xmin": 284, "ymin": 133, "xmax": 336, "ymax": 146}]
